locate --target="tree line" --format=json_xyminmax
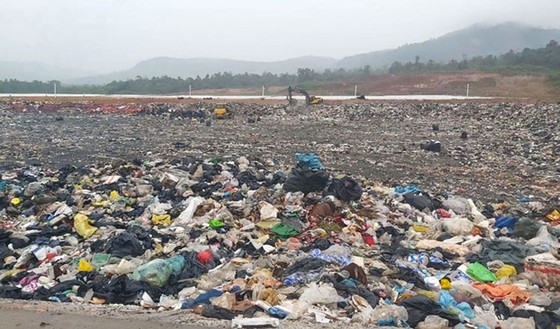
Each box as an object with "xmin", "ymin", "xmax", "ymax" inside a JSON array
[
  {"xmin": 0, "ymin": 66, "xmax": 373, "ymax": 94},
  {"xmin": 388, "ymin": 40, "xmax": 560, "ymax": 74},
  {"xmin": 0, "ymin": 41, "xmax": 558, "ymax": 94}
]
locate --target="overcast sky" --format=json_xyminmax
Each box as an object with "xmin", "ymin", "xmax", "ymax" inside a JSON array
[{"xmin": 2, "ymin": 0, "xmax": 559, "ymax": 73}]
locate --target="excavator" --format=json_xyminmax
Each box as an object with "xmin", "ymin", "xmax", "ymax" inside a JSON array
[
  {"xmin": 287, "ymin": 86, "xmax": 323, "ymax": 106},
  {"xmin": 213, "ymin": 103, "xmax": 234, "ymax": 119}
]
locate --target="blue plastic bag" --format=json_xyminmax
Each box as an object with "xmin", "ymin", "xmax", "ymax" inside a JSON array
[{"xmin": 295, "ymin": 153, "xmax": 324, "ymax": 170}]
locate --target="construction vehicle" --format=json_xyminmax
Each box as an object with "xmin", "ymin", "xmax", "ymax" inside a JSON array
[
  {"xmin": 287, "ymin": 86, "xmax": 323, "ymax": 106},
  {"xmin": 213, "ymin": 103, "xmax": 233, "ymax": 119}
]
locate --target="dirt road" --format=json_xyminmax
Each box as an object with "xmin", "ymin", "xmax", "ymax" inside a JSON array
[{"xmin": 0, "ymin": 299, "xmax": 224, "ymax": 329}]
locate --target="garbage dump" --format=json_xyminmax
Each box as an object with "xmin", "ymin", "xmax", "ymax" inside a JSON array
[
  {"xmin": 1, "ymin": 99, "xmax": 559, "ymax": 328},
  {"xmin": 0, "ymin": 149, "xmax": 558, "ymax": 329}
]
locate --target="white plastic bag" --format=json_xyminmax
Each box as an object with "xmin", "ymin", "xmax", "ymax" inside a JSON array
[
  {"xmin": 174, "ymin": 196, "xmax": 205, "ymax": 225},
  {"xmin": 299, "ymin": 283, "xmax": 343, "ymax": 305}
]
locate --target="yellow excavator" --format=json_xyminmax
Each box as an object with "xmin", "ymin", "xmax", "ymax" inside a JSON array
[
  {"xmin": 287, "ymin": 86, "xmax": 323, "ymax": 106},
  {"xmin": 213, "ymin": 103, "xmax": 233, "ymax": 119}
]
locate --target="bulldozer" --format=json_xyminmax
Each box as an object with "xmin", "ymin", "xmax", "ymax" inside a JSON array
[
  {"xmin": 213, "ymin": 103, "xmax": 233, "ymax": 119},
  {"xmin": 287, "ymin": 86, "xmax": 323, "ymax": 106}
]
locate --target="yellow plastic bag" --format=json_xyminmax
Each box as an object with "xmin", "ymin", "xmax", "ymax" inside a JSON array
[
  {"xmin": 109, "ymin": 190, "xmax": 120, "ymax": 201},
  {"xmin": 152, "ymin": 214, "xmax": 172, "ymax": 226},
  {"xmin": 74, "ymin": 214, "xmax": 98, "ymax": 238},
  {"xmin": 92, "ymin": 200, "xmax": 110, "ymax": 207},
  {"xmin": 545, "ymin": 209, "xmax": 560, "ymax": 222},
  {"xmin": 10, "ymin": 197, "xmax": 21, "ymax": 206},
  {"xmin": 440, "ymin": 277, "xmax": 452, "ymax": 290},
  {"xmin": 78, "ymin": 259, "xmax": 94, "ymax": 272},
  {"xmin": 496, "ymin": 265, "xmax": 517, "ymax": 279},
  {"xmin": 412, "ymin": 224, "xmax": 430, "ymax": 233}
]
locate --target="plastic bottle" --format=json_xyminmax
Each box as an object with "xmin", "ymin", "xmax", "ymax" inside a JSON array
[
  {"xmin": 231, "ymin": 317, "xmax": 280, "ymax": 328},
  {"xmin": 268, "ymin": 307, "xmax": 288, "ymax": 319}
]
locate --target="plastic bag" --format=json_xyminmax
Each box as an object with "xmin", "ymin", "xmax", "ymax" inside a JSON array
[
  {"xmin": 109, "ymin": 190, "xmax": 120, "ymax": 201},
  {"xmin": 467, "ymin": 262, "xmax": 497, "ymax": 283},
  {"xmin": 496, "ymin": 265, "xmax": 517, "ymax": 279},
  {"xmin": 129, "ymin": 255, "xmax": 185, "ymax": 287},
  {"xmin": 417, "ymin": 315, "xmax": 449, "ymax": 329},
  {"xmin": 495, "ymin": 216, "xmax": 519, "ymax": 233},
  {"xmin": 73, "ymin": 214, "xmax": 97, "ymax": 239},
  {"xmin": 499, "ymin": 317, "xmax": 536, "ymax": 329},
  {"xmin": 103, "ymin": 258, "xmax": 143, "ymax": 275},
  {"xmin": 329, "ymin": 177, "xmax": 363, "ymax": 201},
  {"xmin": 174, "ymin": 196, "xmax": 205, "ymax": 225},
  {"xmin": 371, "ymin": 304, "xmax": 408, "ymax": 326},
  {"xmin": 443, "ymin": 217, "xmax": 474, "ymax": 236},
  {"xmin": 152, "ymin": 214, "xmax": 172, "ymax": 226},
  {"xmin": 208, "ymin": 219, "xmax": 225, "ymax": 229},
  {"xmin": 472, "ymin": 305, "xmax": 498, "ymax": 329},
  {"xmin": 283, "ymin": 166, "xmax": 330, "ymax": 194},
  {"xmin": 295, "ymin": 153, "xmax": 324, "ymax": 169},
  {"xmin": 299, "ymin": 283, "xmax": 343, "ymax": 305},
  {"xmin": 526, "ymin": 226, "xmax": 556, "ymax": 252},
  {"xmin": 259, "ymin": 201, "xmax": 278, "ymax": 220},
  {"xmin": 78, "ymin": 259, "xmax": 94, "ymax": 272}
]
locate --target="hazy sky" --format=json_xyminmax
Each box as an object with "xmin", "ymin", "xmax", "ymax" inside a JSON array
[{"xmin": 2, "ymin": 0, "xmax": 559, "ymax": 73}]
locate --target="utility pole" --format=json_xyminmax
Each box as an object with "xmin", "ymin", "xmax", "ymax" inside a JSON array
[
  {"xmin": 354, "ymin": 85, "xmax": 358, "ymax": 97},
  {"xmin": 54, "ymin": 82, "xmax": 57, "ymax": 97},
  {"xmin": 189, "ymin": 84, "xmax": 192, "ymax": 96},
  {"xmin": 466, "ymin": 83, "xmax": 470, "ymax": 97},
  {"xmin": 262, "ymin": 86, "xmax": 265, "ymax": 97}
]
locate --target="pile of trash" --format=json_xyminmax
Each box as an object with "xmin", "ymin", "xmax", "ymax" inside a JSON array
[{"xmin": 0, "ymin": 153, "xmax": 559, "ymax": 329}]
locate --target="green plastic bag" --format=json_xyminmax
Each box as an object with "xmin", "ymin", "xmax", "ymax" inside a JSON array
[
  {"xmin": 271, "ymin": 223, "xmax": 300, "ymax": 240},
  {"xmin": 466, "ymin": 262, "xmax": 497, "ymax": 283},
  {"xmin": 209, "ymin": 219, "xmax": 225, "ymax": 229},
  {"xmin": 129, "ymin": 256, "xmax": 185, "ymax": 287}
]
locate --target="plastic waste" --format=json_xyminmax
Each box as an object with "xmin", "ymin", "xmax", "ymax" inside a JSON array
[
  {"xmin": 209, "ymin": 218, "xmax": 225, "ymax": 229},
  {"xmin": 152, "ymin": 214, "xmax": 172, "ymax": 226},
  {"xmin": 495, "ymin": 216, "xmax": 519, "ymax": 233},
  {"xmin": 526, "ymin": 226, "xmax": 556, "ymax": 252},
  {"xmin": 129, "ymin": 256, "xmax": 185, "ymax": 287},
  {"xmin": 78, "ymin": 259, "xmax": 94, "ymax": 272},
  {"xmin": 467, "ymin": 262, "xmax": 497, "ymax": 283},
  {"xmin": 73, "ymin": 213, "xmax": 98, "ymax": 238},
  {"xmin": 231, "ymin": 317, "xmax": 280, "ymax": 329},
  {"xmin": 174, "ymin": 196, "xmax": 205, "ymax": 225},
  {"xmin": 499, "ymin": 317, "xmax": 536, "ymax": 329},
  {"xmin": 417, "ymin": 315, "xmax": 449, "ymax": 329},
  {"xmin": 371, "ymin": 303, "xmax": 408, "ymax": 326},
  {"xmin": 545, "ymin": 209, "xmax": 560, "ymax": 222},
  {"xmin": 496, "ymin": 265, "xmax": 517, "ymax": 279},
  {"xmin": 258, "ymin": 201, "xmax": 278, "ymax": 220},
  {"xmin": 103, "ymin": 258, "xmax": 142, "ymax": 275},
  {"xmin": 443, "ymin": 217, "xmax": 474, "ymax": 236},
  {"xmin": 299, "ymin": 283, "xmax": 343, "ymax": 305},
  {"xmin": 295, "ymin": 153, "xmax": 324, "ymax": 169}
]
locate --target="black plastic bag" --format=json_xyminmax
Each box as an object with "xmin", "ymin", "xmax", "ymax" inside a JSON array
[
  {"xmin": 329, "ymin": 177, "xmax": 362, "ymax": 201},
  {"xmin": 178, "ymin": 251, "xmax": 208, "ymax": 280},
  {"xmin": 105, "ymin": 232, "xmax": 145, "ymax": 258},
  {"xmin": 403, "ymin": 191, "xmax": 434, "ymax": 211},
  {"xmin": 398, "ymin": 295, "xmax": 460, "ymax": 327},
  {"xmin": 283, "ymin": 165, "xmax": 330, "ymax": 194}
]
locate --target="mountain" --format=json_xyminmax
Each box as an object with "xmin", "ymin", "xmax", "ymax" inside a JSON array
[
  {"xmin": 335, "ymin": 22, "xmax": 560, "ymax": 69},
  {"xmin": 6, "ymin": 22, "xmax": 560, "ymax": 84},
  {"xmin": 66, "ymin": 56, "xmax": 337, "ymax": 85},
  {"xmin": 0, "ymin": 61, "xmax": 96, "ymax": 81}
]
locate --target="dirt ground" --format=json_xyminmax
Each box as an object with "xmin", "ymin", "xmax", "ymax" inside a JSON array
[
  {"xmin": 319, "ymin": 72, "xmax": 557, "ymax": 101},
  {"xmin": 0, "ymin": 299, "xmax": 223, "ymax": 329}
]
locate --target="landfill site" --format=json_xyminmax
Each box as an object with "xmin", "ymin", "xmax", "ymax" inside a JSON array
[{"xmin": 0, "ymin": 97, "xmax": 559, "ymax": 329}]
